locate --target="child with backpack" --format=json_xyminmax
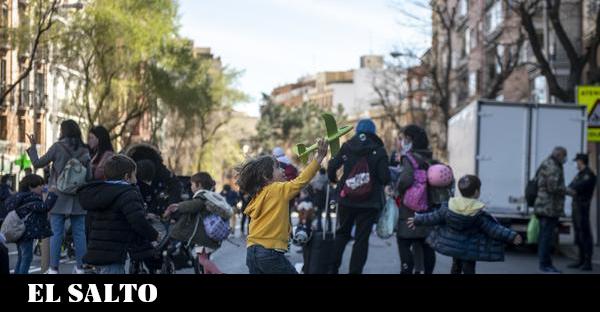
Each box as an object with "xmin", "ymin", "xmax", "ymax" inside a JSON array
[
  {"xmin": 237, "ymin": 139, "xmax": 328, "ymax": 274},
  {"xmin": 164, "ymin": 172, "xmax": 232, "ymax": 274},
  {"xmin": 408, "ymin": 175, "xmax": 523, "ymax": 274},
  {"xmin": 2, "ymin": 174, "xmax": 54, "ymax": 274}
]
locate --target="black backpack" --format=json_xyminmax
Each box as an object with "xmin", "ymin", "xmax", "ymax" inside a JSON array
[{"xmin": 525, "ymin": 167, "xmax": 542, "ymax": 207}]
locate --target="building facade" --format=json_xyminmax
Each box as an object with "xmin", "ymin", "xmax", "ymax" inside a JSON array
[{"xmin": 0, "ymin": 0, "xmax": 50, "ymax": 179}]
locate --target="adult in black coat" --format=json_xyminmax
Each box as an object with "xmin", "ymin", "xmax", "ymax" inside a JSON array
[
  {"xmin": 327, "ymin": 118, "xmax": 390, "ymax": 274},
  {"xmin": 566, "ymin": 153, "xmax": 597, "ymax": 271}
]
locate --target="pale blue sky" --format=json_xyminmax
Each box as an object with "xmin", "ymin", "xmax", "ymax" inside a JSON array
[{"xmin": 178, "ymin": 0, "xmax": 430, "ymax": 116}]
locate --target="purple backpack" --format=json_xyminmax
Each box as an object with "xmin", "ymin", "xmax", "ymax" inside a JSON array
[
  {"xmin": 402, "ymin": 153, "xmax": 429, "ymax": 212},
  {"xmin": 203, "ymin": 214, "xmax": 230, "ymax": 242}
]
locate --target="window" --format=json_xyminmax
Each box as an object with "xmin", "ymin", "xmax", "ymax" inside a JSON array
[
  {"xmin": 533, "ymin": 76, "xmax": 547, "ymax": 103},
  {"xmin": 470, "ymin": 27, "xmax": 477, "ymax": 50},
  {"xmin": 459, "ymin": 0, "xmax": 469, "ymax": 17},
  {"xmin": 0, "ymin": 59, "xmax": 6, "ymax": 94},
  {"xmin": 485, "ymin": 1, "xmax": 503, "ymax": 34},
  {"xmin": 0, "ymin": 115, "xmax": 7, "ymax": 140},
  {"xmin": 1, "ymin": 2, "xmax": 8, "ymax": 28},
  {"xmin": 18, "ymin": 117, "xmax": 25, "ymax": 143},
  {"xmin": 469, "ymin": 71, "xmax": 478, "ymax": 96},
  {"xmin": 35, "ymin": 72, "xmax": 44, "ymax": 107},
  {"xmin": 20, "ymin": 71, "xmax": 29, "ymax": 106},
  {"xmin": 34, "ymin": 118, "xmax": 41, "ymax": 143},
  {"xmin": 464, "ymin": 28, "xmax": 471, "ymax": 57},
  {"xmin": 496, "ymin": 45, "xmax": 504, "ymax": 74}
]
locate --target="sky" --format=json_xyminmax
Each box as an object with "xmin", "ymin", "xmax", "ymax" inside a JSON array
[{"xmin": 178, "ymin": 0, "xmax": 431, "ymax": 117}]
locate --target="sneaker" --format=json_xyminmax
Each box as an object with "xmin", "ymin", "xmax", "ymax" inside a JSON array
[
  {"xmin": 45, "ymin": 268, "xmax": 59, "ymax": 274},
  {"xmin": 72, "ymin": 266, "xmax": 85, "ymax": 274},
  {"xmin": 539, "ymin": 266, "xmax": 561, "ymax": 274}
]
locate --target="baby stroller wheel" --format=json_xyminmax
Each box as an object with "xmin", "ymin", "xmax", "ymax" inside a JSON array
[{"xmin": 161, "ymin": 258, "xmax": 176, "ymax": 274}]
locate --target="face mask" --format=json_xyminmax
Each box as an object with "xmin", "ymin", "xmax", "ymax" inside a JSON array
[{"xmin": 401, "ymin": 139, "xmax": 413, "ymax": 155}]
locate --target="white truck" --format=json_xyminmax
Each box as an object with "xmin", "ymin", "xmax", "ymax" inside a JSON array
[{"xmin": 448, "ymin": 100, "xmax": 587, "ymax": 236}]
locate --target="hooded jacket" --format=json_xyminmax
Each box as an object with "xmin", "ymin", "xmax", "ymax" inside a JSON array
[
  {"xmin": 169, "ymin": 192, "xmax": 221, "ymax": 251},
  {"xmin": 414, "ymin": 197, "xmax": 517, "ymax": 262},
  {"xmin": 327, "ymin": 133, "xmax": 390, "ymax": 209},
  {"xmin": 78, "ymin": 181, "xmax": 158, "ymax": 265}
]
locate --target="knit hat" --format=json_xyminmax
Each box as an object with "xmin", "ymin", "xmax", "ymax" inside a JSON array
[
  {"xmin": 356, "ymin": 119, "xmax": 376, "ymax": 135},
  {"xmin": 272, "ymin": 147, "xmax": 292, "ymax": 165}
]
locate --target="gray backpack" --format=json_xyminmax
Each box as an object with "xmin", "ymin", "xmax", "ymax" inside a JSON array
[
  {"xmin": 56, "ymin": 143, "xmax": 88, "ymax": 195},
  {"xmin": 0, "ymin": 209, "xmax": 31, "ymax": 243}
]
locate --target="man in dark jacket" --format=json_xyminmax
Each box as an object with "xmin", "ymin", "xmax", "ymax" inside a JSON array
[
  {"xmin": 534, "ymin": 147, "xmax": 567, "ymax": 274},
  {"xmin": 567, "ymin": 153, "xmax": 597, "ymax": 271},
  {"xmin": 327, "ymin": 119, "xmax": 390, "ymax": 274},
  {"xmin": 79, "ymin": 155, "xmax": 158, "ymax": 274}
]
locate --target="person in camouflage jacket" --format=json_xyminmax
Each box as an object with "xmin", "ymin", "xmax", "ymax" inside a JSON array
[
  {"xmin": 534, "ymin": 149, "xmax": 567, "ymax": 218},
  {"xmin": 534, "ymin": 147, "xmax": 567, "ymax": 273}
]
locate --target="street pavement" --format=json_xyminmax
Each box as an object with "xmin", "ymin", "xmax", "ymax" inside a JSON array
[{"xmin": 8, "ymin": 218, "xmax": 599, "ymax": 274}]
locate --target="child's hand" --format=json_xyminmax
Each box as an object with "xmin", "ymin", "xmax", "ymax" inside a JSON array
[
  {"xmin": 513, "ymin": 234, "xmax": 523, "ymax": 245},
  {"xmin": 407, "ymin": 218, "xmax": 416, "ymax": 230},
  {"xmin": 163, "ymin": 204, "xmax": 179, "ymax": 218},
  {"xmin": 315, "ymin": 138, "xmax": 329, "ymax": 164}
]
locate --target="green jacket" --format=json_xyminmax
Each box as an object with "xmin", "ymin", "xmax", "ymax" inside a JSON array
[
  {"xmin": 169, "ymin": 198, "xmax": 221, "ymax": 250},
  {"xmin": 534, "ymin": 157, "xmax": 566, "ymax": 218}
]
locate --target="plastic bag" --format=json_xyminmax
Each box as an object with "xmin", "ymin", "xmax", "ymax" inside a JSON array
[
  {"xmin": 527, "ymin": 215, "xmax": 540, "ymax": 244},
  {"xmin": 376, "ymin": 196, "xmax": 399, "ymax": 239}
]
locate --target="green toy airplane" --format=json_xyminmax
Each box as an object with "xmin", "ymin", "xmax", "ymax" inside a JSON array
[{"xmin": 293, "ymin": 113, "xmax": 353, "ymax": 164}]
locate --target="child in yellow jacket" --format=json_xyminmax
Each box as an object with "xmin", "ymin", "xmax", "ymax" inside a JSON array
[{"xmin": 237, "ymin": 139, "xmax": 328, "ymax": 274}]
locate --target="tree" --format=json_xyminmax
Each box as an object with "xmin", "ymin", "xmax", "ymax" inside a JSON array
[
  {"xmin": 392, "ymin": 0, "xmax": 527, "ymax": 159},
  {"xmin": 509, "ymin": 0, "xmax": 600, "ymax": 102},
  {"xmin": 55, "ymin": 0, "xmax": 177, "ymax": 143},
  {"xmin": 371, "ymin": 56, "xmax": 428, "ymax": 133},
  {"xmin": 0, "ymin": 0, "xmax": 61, "ymax": 106},
  {"xmin": 150, "ymin": 38, "xmax": 247, "ymax": 173}
]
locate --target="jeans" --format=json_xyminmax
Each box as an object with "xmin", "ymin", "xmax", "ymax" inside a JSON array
[
  {"xmin": 15, "ymin": 239, "xmax": 34, "ymax": 274},
  {"xmin": 572, "ymin": 201, "xmax": 593, "ymax": 261},
  {"xmin": 538, "ymin": 216, "xmax": 559, "ymax": 268},
  {"xmin": 246, "ymin": 245, "xmax": 298, "ymax": 274},
  {"xmin": 96, "ymin": 263, "xmax": 125, "ymax": 274},
  {"xmin": 397, "ymin": 238, "xmax": 436, "ymax": 274},
  {"xmin": 451, "ymin": 258, "xmax": 476, "ymax": 274},
  {"xmin": 331, "ymin": 206, "xmax": 379, "ymax": 274},
  {"xmin": 50, "ymin": 214, "xmax": 87, "ymax": 270},
  {"xmin": 0, "ymin": 243, "xmax": 8, "ymax": 275}
]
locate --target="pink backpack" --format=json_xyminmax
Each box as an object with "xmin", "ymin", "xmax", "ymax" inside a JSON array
[{"xmin": 402, "ymin": 153, "xmax": 429, "ymax": 212}]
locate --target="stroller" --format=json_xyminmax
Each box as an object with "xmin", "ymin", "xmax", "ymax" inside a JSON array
[{"xmin": 128, "ymin": 216, "xmax": 204, "ymax": 274}]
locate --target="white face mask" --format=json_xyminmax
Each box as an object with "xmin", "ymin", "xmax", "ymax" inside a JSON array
[{"xmin": 401, "ymin": 139, "xmax": 413, "ymax": 155}]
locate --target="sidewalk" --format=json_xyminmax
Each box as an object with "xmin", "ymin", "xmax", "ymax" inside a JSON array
[{"xmin": 560, "ymin": 244, "xmax": 600, "ymax": 265}]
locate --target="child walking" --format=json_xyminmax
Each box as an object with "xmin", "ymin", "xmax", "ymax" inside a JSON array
[
  {"xmin": 408, "ymin": 175, "xmax": 522, "ymax": 274},
  {"xmin": 238, "ymin": 139, "xmax": 328, "ymax": 274},
  {"xmin": 164, "ymin": 172, "xmax": 228, "ymax": 274}
]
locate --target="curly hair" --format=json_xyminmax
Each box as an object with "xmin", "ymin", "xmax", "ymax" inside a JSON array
[{"xmin": 235, "ymin": 156, "xmax": 277, "ymax": 196}]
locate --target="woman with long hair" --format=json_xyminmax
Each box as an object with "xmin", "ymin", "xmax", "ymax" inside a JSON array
[
  {"xmin": 88, "ymin": 126, "xmax": 115, "ymax": 181},
  {"xmin": 27, "ymin": 119, "xmax": 91, "ymax": 274}
]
